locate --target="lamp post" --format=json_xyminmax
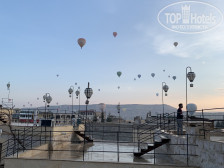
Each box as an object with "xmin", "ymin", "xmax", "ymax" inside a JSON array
[
  {"xmin": 43, "ymin": 93, "xmax": 52, "ymax": 120},
  {"xmin": 43, "ymin": 93, "xmax": 52, "ymax": 141},
  {"xmin": 43, "ymin": 93, "xmax": 52, "ymax": 115},
  {"xmin": 116, "ymin": 102, "xmax": 121, "ymax": 162},
  {"xmin": 83, "ymin": 82, "xmax": 93, "ymax": 161},
  {"xmin": 162, "ymin": 82, "xmax": 169, "ymax": 115},
  {"xmin": 7, "ymin": 82, "xmax": 10, "ymax": 99},
  {"xmin": 117, "ymin": 103, "xmax": 121, "ymax": 126},
  {"xmin": 186, "ymin": 67, "xmax": 196, "ymax": 110},
  {"xmin": 84, "ymin": 83, "xmax": 93, "ymax": 124},
  {"xmin": 68, "ymin": 86, "xmax": 74, "ymax": 115},
  {"xmin": 75, "ymin": 87, "xmax": 81, "ymax": 117}
]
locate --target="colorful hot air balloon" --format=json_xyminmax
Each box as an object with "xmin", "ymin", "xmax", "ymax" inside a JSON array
[
  {"xmin": 173, "ymin": 76, "xmax": 176, "ymax": 80},
  {"xmin": 77, "ymin": 38, "xmax": 86, "ymax": 49},
  {"xmin": 138, "ymin": 74, "xmax": 141, "ymax": 78},
  {"xmin": 174, "ymin": 42, "xmax": 178, "ymax": 47},
  {"xmin": 151, "ymin": 73, "xmax": 155, "ymax": 78},
  {"xmin": 113, "ymin": 32, "xmax": 117, "ymax": 37},
  {"xmin": 117, "ymin": 71, "xmax": 122, "ymax": 77}
]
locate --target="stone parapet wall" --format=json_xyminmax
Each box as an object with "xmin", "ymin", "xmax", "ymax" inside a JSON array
[{"xmin": 158, "ymin": 131, "xmax": 224, "ymax": 168}]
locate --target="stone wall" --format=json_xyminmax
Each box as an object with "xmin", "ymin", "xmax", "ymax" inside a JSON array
[{"xmin": 158, "ymin": 129, "xmax": 224, "ymax": 168}]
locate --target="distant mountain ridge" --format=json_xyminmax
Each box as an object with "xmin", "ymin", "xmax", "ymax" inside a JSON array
[{"xmin": 42, "ymin": 104, "xmax": 177, "ymax": 121}]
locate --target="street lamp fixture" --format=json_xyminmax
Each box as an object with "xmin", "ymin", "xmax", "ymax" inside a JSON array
[
  {"xmin": 117, "ymin": 103, "xmax": 121, "ymax": 112},
  {"xmin": 43, "ymin": 93, "xmax": 52, "ymax": 119},
  {"xmin": 84, "ymin": 82, "xmax": 93, "ymax": 124},
  {"xmin": 186, "ymin": 66, "xmax": 196, "ymax": 110},
  {"xmin": 83, "ymin": 82, "xmax": 93, "ymax": 161},
  {"xmin": 117, "ymin": 102, "xmax": 121, "ymax": 123},
  {"xmin": 187, "ymin": 71, "xmax": 196, "ymax": 87},
  {"xmin": 75, "ymin": 90, "xmax": 80, "ymax": 99},
  {"xmin": 163, "ymin": 84, "xmax": 169, "ymax": 96},
  {"xmin": 75, "ymin": 88, "xmax": 81, "ymax": 117},
  {"xmin": 68, "ymin": 86, "xmax": 74, "ymax": 97},
  {"xmin": 43, "ymin": 93, "xmax": 52, "ymax": 142},
  {"xmin": 162, "ymin": 82, "xmax": 169, "ymax": 115},
  {"xmin": 68, "ymin": 86, "xmax": 74, "ymax": 115},
  {"xmin": 84, "ymin": 83, "xmax": 93, "ymax": 99},
  {"xmin": 43, "ymin": 93, "xmax": 52, "ymax": 107}
]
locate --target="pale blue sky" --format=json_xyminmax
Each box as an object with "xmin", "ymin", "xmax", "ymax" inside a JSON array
[{"xmin": 1, "ymin": 0, "xmax": 224, "ymax": 109}]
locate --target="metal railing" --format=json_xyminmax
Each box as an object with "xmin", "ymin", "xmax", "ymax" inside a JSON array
[{"xmin": 0, "ymin": 126, "xmax": 46, "ymax": 164}]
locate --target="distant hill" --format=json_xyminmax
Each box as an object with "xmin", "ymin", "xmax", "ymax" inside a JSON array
[
  {"xmin": 40, "ymin": 104, "xmax": 176, "ymax": 121},
  {"xmin": 100, "ymin": 104, "xmax": 176, "ymax": 121}
]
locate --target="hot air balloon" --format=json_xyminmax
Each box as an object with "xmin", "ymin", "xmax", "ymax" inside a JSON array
[
  {"xmin": 98, "ymin": 89, "xmax": 100, "ymax": 91},
  {"xmin": 113, "ymin": 32, "xmax": 117, "ymax": 37},
  {"xmin": 134, "ymin": 78, "xmax": 136, "ymax": 81},
  {"xmin": 75, "ymin": 83, "xmax": 77, "ymax": 85},
  {"xmin": 56, "ymin": 74, "xmax": 59, "ymax": 77},
  {"xmin": 173, "ymin": 76, "xmax": 176, "ymax": 80},
  {"xmin": 151, "ymin": 73, "xmax": 155, "ymax": 78},
  {"xmin": 168, "ymin": 75, "xmax": 170, "ymax": 78},
  {"xmin": 138, "ymin": 74, "xmax": 141, "ymax": 78},
  {"xmin": 156, "ymin": 93, "xmax": 159, "ymax": 96},
  {"xmin": 174, "ymin": 42, "xmax": 178, "ymax": 47},
  {"xmin": 118, "ymin": 86, "xmax": 120, "ymax": 89},
  {"xmin": 163, "ymin": 69, "xmax": 165, "ymax": 72},
  {"xmin": 117, "ymin": 71, "xmax": 122, "ymax": 77},
  {"xmin": 77, "ymin": 38, "xmax": 86, "ymax": 49}
]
